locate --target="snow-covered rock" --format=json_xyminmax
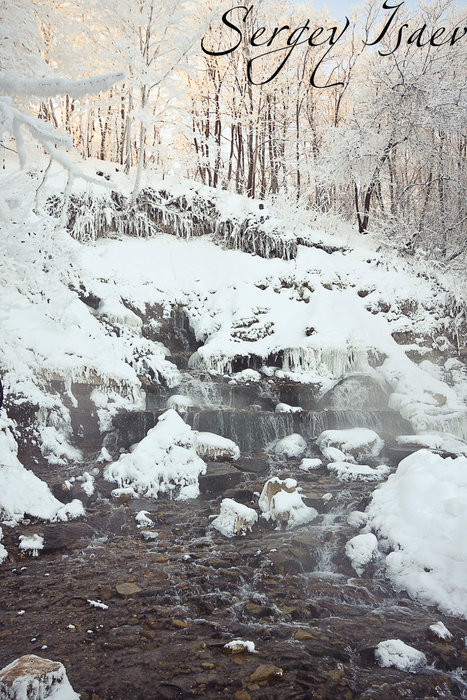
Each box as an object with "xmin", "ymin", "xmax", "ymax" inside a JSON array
[
  {"xmin": 274, "ymin": 433, "xmax": 307, "ymax": 458},
  {"xmin": 317, "ymin": 428, "xmax": 384, "ymax": 460},
  {"xmin": 396, "ymin": 431, "xmax": 467, "ymax": 457},
  {"xmin": 194, "ymin": 432, "xmax": 240, "ymax": 461},
  {"xmin": 104, "ymin": 410, "xmax": 207, "ymax": 500},
  {"xmin": 0, "ymin": 654, "xmax": 79, "ymax": 699},
  {"xmin": 224, "ymin": 640, "xmax": 256, "ymax": 654},
  {"xmin": 327, "ymin": 461, "xmax": 390, "ymax": 482},
  {"xmin": 366, "ymin": 449, "xmax": 467, "ymax": 618},
  {"xmin": 211, "ymin": 498, "xmax": 258, "ymax": 537},
  {"xmin": 375, "ymin": 639, "xmax": 427, "ymax": 673},
  {"xmin": 259, "ymin": 477, "xmax": 317, "ymax": 529},
  {"xmin": 345, "ymin": 533, "xmax": 378, "ymax": 575},
  {"xmin": 135, "ymin": 511, "xmax": 153, "ymax": 528},
  {"xmin": 320, "ymin": 445, "xmax": 349, "ymax": 463},
  {"xmin": 19, "ymin": 534, "xmax": 44, "ymax": 557},
  {"xmin": 275, "ymin": 403, "xmax": 302, "ymax": 413},
  {"xmin": 299, "ymin": 457, "xmax": 322, "ymax": 471},
  {"xmin": 428, "ymin": 621, "xmax": 453, "ymax": 640}
]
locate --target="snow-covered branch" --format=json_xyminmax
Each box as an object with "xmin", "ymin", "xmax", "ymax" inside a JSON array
[{"xmin": 0, "ymin": 71, "xmax": 124, "ymax": 99}]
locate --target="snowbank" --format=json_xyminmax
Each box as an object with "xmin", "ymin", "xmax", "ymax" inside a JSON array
[
  {"xmin": 375, "ymin": 639, "xmax": 427, "ymax": 673},
  {"xmin": 274, "ymin": 433, "xmax": 307, "ymax": 458},
  {"xmin": 211, "ymin": 499, "xmax": 258, "ymax": 537},
  {"xmin": 0, "ymin": 415, "xmax": 85, "ymax": 526},
  {"xmin": 367, "ymin": 449, "xmax": 467, "ymax": 618},
  {"xmin": 104, "ymin": 409, "xmax": 207, "ymax": 500},
  {"xmin": 317, "ymin": 428, "xmax": 384, "ymax": 460},
  {"xmin": 259, "ymin": 477, "xmax": 317, "ymax": 529}
]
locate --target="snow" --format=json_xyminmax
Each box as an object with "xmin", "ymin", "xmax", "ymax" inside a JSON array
[
  {"xmin": 104, "ymin": 410, "xmax": 207, "ymax": 500},
  {"xmin": 396, "ymin": 432, "xmax": 467, "ymax": 457},
  {"xmin": 299, "ymin": 458, "xmax": 322, "ymax": 471},
  {"xmin": 274, "ymin": 433, "xmax": 307, "ymax": 458},
  {"xmin": 275, "ymin": 403, "xmax": 302, "ymax": 413},
  {"xmin": 366, "ymin": 449, "xmax": 467, "ymax": 618},
  {"xmin": 345, "ymin": 533, "xmax": 378, "ymax": 575},
  {"xmin": 320, "ymin": 446, "xmax": 349, "ymax": 463},
  {"xmin": 0, "ymin": 654, "xmax": 80, "ymax": 699},
  {"xmin": 224, "ymin": 640, "xmax": 256, "ymax": 653},
  {"xmin": 259, "ymin": 477, "xmax": 318, "ymax": 529},
  {"xmin": 327, "ymin": 461, "xmax": 390, "ymax": 482},
  {"xmin": 0, "ymin": 414, "xmax": 84, "ymax": 526},
  {"xmin": 87, "ymin": 599, "xmax": 108, "ymax": 610},
  {"xmin": 0, "ymin": 528, "xmax": 7, "ymax": 565},
  {"xmin": 211, "ymin": 499, "xmax": 258, "ymax": 538},
  {"xmin": 194, "ymin": 432, "xmax": 240, "ymax": 461},
  {"xmin": 317, "ymin": 428, "xmax": 384, "ymax": 460},
  {"xmin": 429, "ymin": 621, "xmax": 453, "ymax": 640},
  {"xmin": 374, "ymin": 639, "xmax": 427, "ymax": 673},
  {"xmin": 135, "ymin": 511, "xmax": 153, "ymax": 528},
  {"xmin": 18, "ymin": 534, "xmax": 44, "ymax": 557}
]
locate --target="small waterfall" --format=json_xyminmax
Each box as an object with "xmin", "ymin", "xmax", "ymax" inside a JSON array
[
  {"xmin": 297, "ymin": 410, "xmax": 412, "ymax": 440},
  {"xmin": 319, "ymin": 374, "xmax": 391, "ymax": 410},
  {"xmin": 188, "ymin": 409, "xmax": 294, "ymax": 453}
]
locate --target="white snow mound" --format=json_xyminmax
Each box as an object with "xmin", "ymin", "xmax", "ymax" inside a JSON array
[
  {"xmin": 212, "ymin": 498, "xmax": 258, "ymax": 538},
  {"xmin": 375, "ymin": 639, "xmax": 427, "ymax": 673},
  {"xmin": 327, "ymin": 461, "xmax": 390, "ymax": 482},
  {"xmin": 345, "ymin": 533, "xmax": 378, "ymax": 575},
  {"xmin": 194, "ymin": 432, "xmax": 240, "ymax": 461},
  {"xmin": 274, "ymin": 433, "xmax": 307, "ymax": 458},
  {"xmin": 367, "ymin": 449, "xmax": 467, "ymax": 618},
  {"xmin": 317, "ymin": 428, "xmax": 384, "ymax": 460},
  {"xmin": 104, "ymin": 409, "xmax": 207, "ymax": 500}
]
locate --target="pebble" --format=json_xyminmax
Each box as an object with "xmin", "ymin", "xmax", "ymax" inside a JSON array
[
  {"xmin": 115, "ymin": 582, "xmax": 142, "ymax": 597},
  {"xmin": 249, "ymin": 664, "xmax": 284, "ymax": 682}
]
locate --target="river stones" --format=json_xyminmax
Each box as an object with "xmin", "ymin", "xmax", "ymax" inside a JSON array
[{"xmin": 115, "ymin": 582, "xmax": 142, "ymax": 597}]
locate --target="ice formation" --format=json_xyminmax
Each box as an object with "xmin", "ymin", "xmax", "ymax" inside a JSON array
[
  {"xmin": 211, "ymin": 498, "xmax": 258, "ymax": 538},
  {"xmin": 18, "ymin": 534, "xmax": 44, "ymax": 557},
  {"xmin": 259, "ymin": 477, "xmax": 317, "ymax": 529},
  {"xmin": 0, "ymin": 653, "xmax": 79, "ymax": 699},
  {"xmin": 194, "ymin": 432, "xmax": 240, "ymax": 461},
  {"xmin": 327, "ymin": 461, "xmax": 390, "ymax": 482},
  {"xmin": 428, "ymin": 621, "xmax": 453, "ymax": 640},
  {"xmin": 167, "ymin": 394, "xmax": 195, "ymax": 412}
]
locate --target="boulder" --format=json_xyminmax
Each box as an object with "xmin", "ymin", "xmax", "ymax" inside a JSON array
[{"xmin": 0, "ymin": 654, "xmax": 79, "ymax": 699}]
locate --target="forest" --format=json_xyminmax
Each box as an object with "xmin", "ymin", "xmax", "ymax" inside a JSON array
[{"xmin": 3, "ymin": 0, "xmax": 466, "ymax": 261}]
